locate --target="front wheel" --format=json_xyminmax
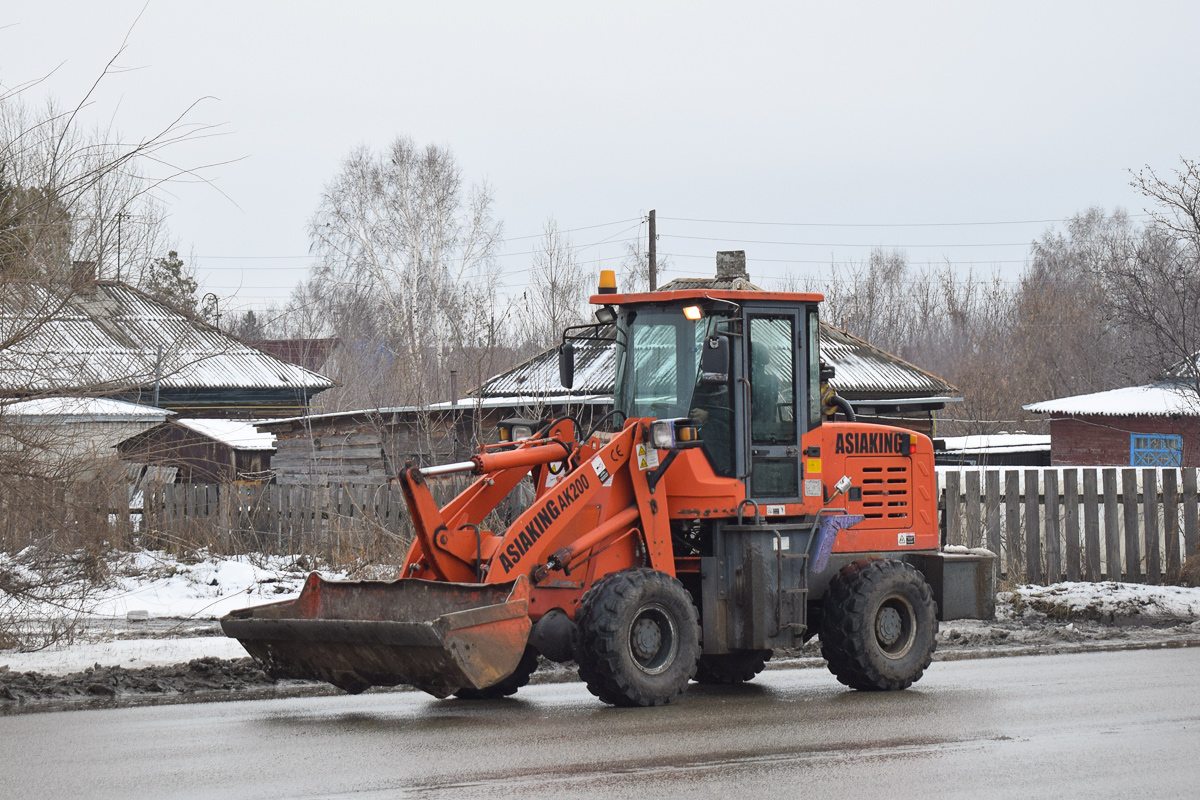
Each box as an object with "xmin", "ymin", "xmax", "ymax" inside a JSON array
[
  {"xmin": 820, "ymin": 558, "xmax": 937, "ymax": 691},
  {"xmin": 575, "ymin": 568, "xmax": 700, "ymax": 707}
]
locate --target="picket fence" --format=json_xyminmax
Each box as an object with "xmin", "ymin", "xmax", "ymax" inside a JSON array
[{"xmin": 938, "ymin": 467, "xmax": 1200, "ymax": 584}]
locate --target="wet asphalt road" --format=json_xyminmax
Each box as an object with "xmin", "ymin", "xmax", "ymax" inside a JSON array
[{"xmin": 2, "ymin": 648, "xmax": 1198, "ymax": 800}]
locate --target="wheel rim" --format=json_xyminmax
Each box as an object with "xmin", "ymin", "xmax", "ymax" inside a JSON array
[
  {"xmin": 874, "ymin": 594, "xmax": 917, "ymax": 659},
  {"xmin": 626, "ymin": 602, "xmax": 679, "ymax": 675}
]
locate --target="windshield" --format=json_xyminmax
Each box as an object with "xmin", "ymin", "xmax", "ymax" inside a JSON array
[{"xmin": 613, "ymin": 307, "xmax": 708, "ymax": 420}]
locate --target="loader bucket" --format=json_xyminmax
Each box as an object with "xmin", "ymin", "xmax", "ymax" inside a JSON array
[{"xmin": 220, "ymin": 574, "xmax": 532, "ymax": 698}]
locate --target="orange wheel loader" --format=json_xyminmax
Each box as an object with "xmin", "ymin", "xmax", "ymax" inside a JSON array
[{"xmin": 223, "ymin": 275, "xmax": 989, "ymax": 706}]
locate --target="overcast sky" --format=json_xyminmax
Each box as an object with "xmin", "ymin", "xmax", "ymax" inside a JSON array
[{"xmin": 4, "ymin": 1, "xmax": 1199, "ymax": 315}]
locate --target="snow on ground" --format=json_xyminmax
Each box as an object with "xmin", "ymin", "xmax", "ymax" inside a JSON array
[
  {"xmin": 1, "ymin": 550, "xmax": 358, "ymax": 675},
  {"xmin": 1004, "ymin": 581, "xmax": 1200, "ymax": 621},
  {"xmin": 0, "ymin": 549, "xmax": 343, "ymax": 623},
  {"xmin": 91, "ymin": 550, "xmax": 323, "ymax": 619}
]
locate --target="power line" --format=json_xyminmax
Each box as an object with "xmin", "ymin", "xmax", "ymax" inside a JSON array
[
  {"xmin": 498, "ymin": 216, "xmax": 640, "ymax": 242},
  {"xmin": 662, "ymin": 233, "xmax": 1034, "ymax": 248},
  {"xmin": 193, "ymin": 218, "xmax": 641, "ymax": 260},
  {"xmin": 654, "ymin": 264, "xmax": 1029, "ymax": 286},
  {"xmin": 666, "ymin": 252, "xmax": 1028, "ymax": 266},
  {"xmin": 658, "ymin": 214, "xmax": 1151, "ymax": 228}
]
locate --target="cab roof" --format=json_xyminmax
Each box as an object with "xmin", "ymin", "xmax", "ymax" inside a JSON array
[{"xmin": 589, "ymin": 289, "xmax": 824, "ymax": 306}]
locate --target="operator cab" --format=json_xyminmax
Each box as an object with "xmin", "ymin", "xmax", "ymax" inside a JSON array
[{"xmin": 560, "ymin": 275, "xmax": 826, "ymax": 505}]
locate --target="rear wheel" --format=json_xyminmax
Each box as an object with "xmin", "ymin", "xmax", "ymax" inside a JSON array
[
  {"xmin": 452, "ymin": 646, "xmax": 539, "ymax": 700},
  {"xmin": 820, "ymin": 558, "xmax": 937, "ymax": 691},
  {"xmin": 694, "ymin": 650, "xmax": 772, "ymax": 684},
  {"xmin": 575, "ymin": 568, "xmax": 700, "ymax": 707}
]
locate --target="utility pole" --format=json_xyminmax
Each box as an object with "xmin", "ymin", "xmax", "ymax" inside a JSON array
[
  {"xmin": 648, "ymin": 209, "xmax": 657, "ymax": 291},
  {"xmin": 115, "ymin": 211, "xmax": 131, "ymax": 282}
]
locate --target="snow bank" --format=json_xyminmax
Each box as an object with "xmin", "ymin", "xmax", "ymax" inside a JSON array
[
  {"xmin": 1005, "ymin": 581, "xmax": 1200, "ymax": 620},
  {"xmin": 90, "ymin": 551, "xmax": 322, "ymax": 620}
]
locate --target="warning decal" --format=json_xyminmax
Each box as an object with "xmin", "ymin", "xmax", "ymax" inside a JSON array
[
  {"xmin": 591, "ymin": 455, "xmax": 611, "ymax": 485},
  {"xmin": 635, "ymin": 443, "xmax": 660, "ymax": 471}
]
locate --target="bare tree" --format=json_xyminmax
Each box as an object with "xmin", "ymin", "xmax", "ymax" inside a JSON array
[
  {"xmin": 1016, "ymin": 209, "xmax": 1140, "ymax": 400},
  {"xmin": 781, "ymin": 250, "xmax": 1029, "ymax": 436},
  {"xmin": 0, "ymin": 35, "xmax": 226, "ymax": 647},
  {"xmin": 307, "ymin": 137, "xmax": 507, "ymax": 456},
  {"xmin": 1110, "ymin": 160, "xmax": 1200, "ymax": 398},
  {"xmin": 513, "ymin": 217, "xmax": 589, "ymax": 352},
  {"xmin": 817, "ymin": 248, "xmax": 918, "ymax": 355}
]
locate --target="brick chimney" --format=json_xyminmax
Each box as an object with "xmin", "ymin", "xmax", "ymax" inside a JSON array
[{"xmin": 715, "ymin": 250, "xmax": 747, "ymax": 281}]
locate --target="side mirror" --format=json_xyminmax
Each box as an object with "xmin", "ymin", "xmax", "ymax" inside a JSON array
[
  {"xmin": 700, "ymin": 336, "xmax": 729, "ymax": 384},
  {"xmin": 559, "ymin": 341, "xmax": 575, "ymax": 389}
]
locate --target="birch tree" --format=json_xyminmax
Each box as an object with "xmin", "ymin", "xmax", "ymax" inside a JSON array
[
  {"xmin": 514, "ymin": 217, "xmax": 589, "ymax": 351},
  {"xmin": 308, "ymin": 137, "xmax": 505, "ymax": 455}
]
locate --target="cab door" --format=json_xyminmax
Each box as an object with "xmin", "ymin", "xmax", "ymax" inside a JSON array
[{"xmin": 743, "ymin": 309, "xmax": 804, "ymax": 504}]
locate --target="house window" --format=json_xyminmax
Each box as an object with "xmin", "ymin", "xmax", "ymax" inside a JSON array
[{"xmin": 1130, "ymin": 434, "xmax": 1182, "ymax": 467}]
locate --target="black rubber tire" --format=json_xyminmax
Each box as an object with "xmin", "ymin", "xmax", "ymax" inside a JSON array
[
  {"xmin": 694, "ymin": 650, "xmax": 772, "ymax": 684},
  {"xmin": 452, "ymin": 646, "xmax": 540, "ymax": 700},
  {"xmin": 820, "ymin": 558, "xmax": 938, "ymax": 691},
  {"xmin": 574, "ymin": 568, "xmax": 701, "ymax": 707}
]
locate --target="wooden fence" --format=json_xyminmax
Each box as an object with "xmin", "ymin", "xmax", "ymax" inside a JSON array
[
  {"xmin": 939, "ymin": 467, "xmax": 1200, "ymax": 584},
  {"xmin": 139, "ymin": 477, "xmax": 493, "ymax": 561},
  {"xmin": 132, "ymin": 467, "xmax": 1200, "ymax": 583}
]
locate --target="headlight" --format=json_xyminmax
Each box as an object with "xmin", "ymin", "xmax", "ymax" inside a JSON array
[
  {"xmin": 650, "ymin": 419, "xmax": 676, "ymax": 449},
  {"xmin": 498, "ymin": 418, "xmax": 540, "ymax": 443},
  {"xmin": 649, "ymin": 418, "xmax": 701, "ymax": 450}
]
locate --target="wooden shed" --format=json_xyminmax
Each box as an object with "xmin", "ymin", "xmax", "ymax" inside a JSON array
[{"xmin": 117, "ymin": 418, "xmax": 276, "ymax": 483}]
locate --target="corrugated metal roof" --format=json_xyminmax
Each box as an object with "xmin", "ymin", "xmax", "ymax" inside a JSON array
[
  {"xmin": 0, "ymin": 396, "xmax": 173, "ymax": 423},
  {"xmin": 0, "ymin": 282, "xmax": 334, "ymax": 394},
  {"xmin": 473, "ymin": 322, "xmax": 957, "ymax": 401},
  {"xmin": 1024, "ymin": 383, "xmax": 1200, "ymax": 417},
  {"xmin": 657, "ymin": 276, "xmax": 761, "ymax": 292},
  {"xmin": 476, "ymin": 326, "xmax": 618, "ymax": 398},
  {"xmin": 819, "ymin": 324, "xmax": 957, "ymax": 399}
]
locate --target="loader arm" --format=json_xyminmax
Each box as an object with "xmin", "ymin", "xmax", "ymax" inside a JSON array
[
  {"xmin": 398, "ymin": 419, "xmax": 578, "ymax": 583},
  {"xmin": 488, "ymin": 422, "xmax": 667, "ymax": 583},
  {"xmin": 401, "ymin": 419, "xmax": 665, "ymax": 587}
]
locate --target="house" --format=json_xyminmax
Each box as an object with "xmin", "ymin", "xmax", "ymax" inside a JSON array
[
  {"xmin": 0, "ymin": 280, "xmax": 335, "ymax": 418},
  {"xmin": 1024, "ymin": 382, "xmax": 1200, "ymax": 467},
  {"xmin": 0, "ymin": 396, "xmax": 172, "ymax": 479},
  {"xmin": 117, "ymin": 418, "xmax": 276, "ymax": 483}
]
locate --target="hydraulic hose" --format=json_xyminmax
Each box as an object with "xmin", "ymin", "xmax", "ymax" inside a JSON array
[{"xmin": 831, "ymin": 394, "xmax": 857, "ymax": 422}]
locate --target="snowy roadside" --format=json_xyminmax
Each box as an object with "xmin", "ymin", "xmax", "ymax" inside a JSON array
[
  {"xmin": 3, "ymin": 550, "xmax": 1200, "ymax": 712},
  {"xmin": 1, "ymin": 550, "xmax": 345, "ymax": 675}
]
